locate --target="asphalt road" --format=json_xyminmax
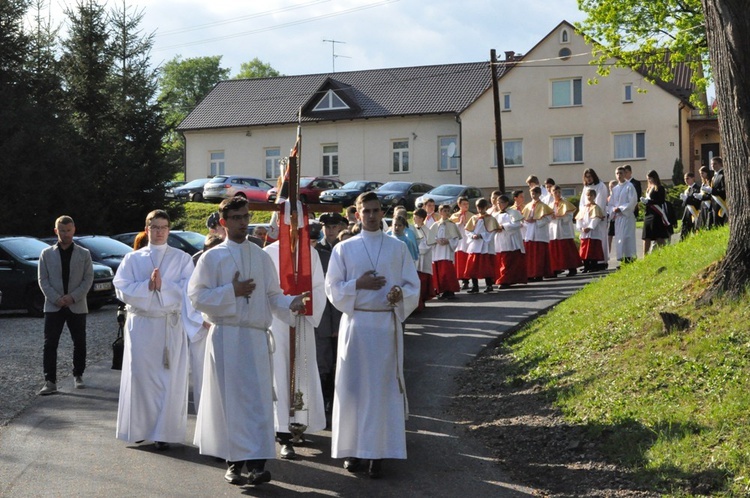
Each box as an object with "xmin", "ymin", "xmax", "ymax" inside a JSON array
[{"xmin": 0, "ymin": 272, "xmax": 601, "ymax": 497}]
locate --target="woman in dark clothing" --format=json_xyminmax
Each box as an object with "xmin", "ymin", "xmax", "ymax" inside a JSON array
[
  {"xmin": 696, "ymin": 165, "xmax": 714, "ymax": 230},
  {"xmin": 641, "ymin": 170, "xmax": 671, "ymax": 254}
]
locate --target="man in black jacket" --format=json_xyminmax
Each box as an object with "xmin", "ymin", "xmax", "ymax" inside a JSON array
[
  {"xmin": 680, "ymin": 172, "xmax": 702, "ymax": 240},
  {"xmin": 709, "ymin": 157, "xmax": 727, "ymax": 227}
]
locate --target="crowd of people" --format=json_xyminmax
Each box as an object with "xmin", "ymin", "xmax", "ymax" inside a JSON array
[{"xmin": 35, "ymin": 157, "xmax": 727, "ymax": 487}]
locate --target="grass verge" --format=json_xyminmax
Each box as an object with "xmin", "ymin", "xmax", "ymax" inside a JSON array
[{"xmin": 489, "ymin": 227, "xmax": 750, "ymax": 495}]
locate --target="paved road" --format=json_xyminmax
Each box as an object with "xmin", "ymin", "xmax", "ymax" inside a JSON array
[{"xmin": 0, "ymin": 272, "xmax": 602, "ymax": 497}]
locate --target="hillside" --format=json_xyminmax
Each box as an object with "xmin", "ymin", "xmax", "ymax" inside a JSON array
[{"xmin": 453, "ymin": 227, "xmax": 750, "ymax": 497}]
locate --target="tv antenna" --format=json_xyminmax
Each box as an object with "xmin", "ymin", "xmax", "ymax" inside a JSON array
[{"xmin": 322, "ymin": 39, "xmax": 350, "ymax": 72}]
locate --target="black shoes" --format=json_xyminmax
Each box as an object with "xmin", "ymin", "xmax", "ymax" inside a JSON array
[
  {"xmin": 280, "ymin": 443, "xmax": 296, "ymax": 460},
  {"xmin": 466, "ymin": 287, "xmax": 479, "ymax": 294},
  {"xmin": 368, "ymin": 459, "xmax": 383, "ymax": 479},
  {"xmin": 344, "ymin": 457, "xmax": 362, "ymax": 472},
  {"xmin": 247, "ymin": 468, "xmax": 272, "ymax": 485},
  {"xmin": 567, "ymin": 268, "xmax": 577, "ymax": 277},
  {"xmin": 483, "ymin": 286, "xmax": 494, "ymax": 293}
]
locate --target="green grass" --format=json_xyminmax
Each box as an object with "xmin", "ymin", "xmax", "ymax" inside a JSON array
[
  {"xmin": 175, "ymin": 201, "xmax": 275, "ymax": 234},
  {"xmin": 502, "ymin": 226, "xmax": 750, "ymax": 496}
]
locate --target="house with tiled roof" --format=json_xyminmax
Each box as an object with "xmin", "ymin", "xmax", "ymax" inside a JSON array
[{"xmin": 178, "ymin": 20, "xmax": 717, "ymax": 198}]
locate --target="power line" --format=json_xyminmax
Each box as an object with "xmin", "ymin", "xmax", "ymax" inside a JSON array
[
  {"xmin": 155, "ymin": 0, "xmax": 331, "ymax": 37},
  {"xmin": 154, "ymin": 0, "xmax": 399, "ymax": 52}
]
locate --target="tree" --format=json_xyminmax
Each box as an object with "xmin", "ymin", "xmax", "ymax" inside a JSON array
[
  {"xmin": 158, "ymin": 55, "xmax": 230, "ymax": 173},
  {"xmin": 700, "ymin": 0, "xmax": 750, "ymax": 298},
  {"xmin": 233, "ymin": 57, "xmax": 282, "ymax": 79},
  {"xmin": 576, "ymin": 0, "xmax": 709, "ymax": 108},
  {"xmin": 108, "ymin": 1, "xmax": 181, "ymax": 230},
  {"xmin": 672, "ymin": 158, "xmax": 684, "ymax": 185}
]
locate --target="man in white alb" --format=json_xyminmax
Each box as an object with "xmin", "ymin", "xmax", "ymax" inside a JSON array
[
  {"xmin": 325, "ymin": 191, "xmax": 420, "ymax": 479},
  {"xmin": 188, "ymin": 196, "xmax": 309, "ymax": 486},
  {"xmin": 608, "ymin": 166, "xmax": 638, "ymax": 264}
]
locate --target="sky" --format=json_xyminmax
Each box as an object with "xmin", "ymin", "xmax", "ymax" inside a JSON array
[{"xmin": 31, "ymin": 0, "xmax": 587, "ymax": 77}]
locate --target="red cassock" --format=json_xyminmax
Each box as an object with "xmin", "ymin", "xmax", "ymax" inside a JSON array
[
  {"xmin": 454, "ymin": 250, "xmax": 469, "ymax": 279},
  {"xmin": 549, "ymin": 239, "xmax": 582, "ymax": 272},
  {"xmin": 495, "ymin": 250, "xmax": 527, "ymax": 285},
  {"xmin": 524, "ymin": 241, "xmax": 553, "ymax": 279},
  {"xmin": 416, "ymin": 271, "xmax": 436, "ymax": 311},
  {"xmin": 579, "ymin": 238, "xmax": 604, "ymax": 261},
  {"xmin": 432, "ymin": 260, "xmax": 460, "ymax": 293},
  {"xmin": 464, "ymin": 253, "xmax": 495, "ymax": 279}
]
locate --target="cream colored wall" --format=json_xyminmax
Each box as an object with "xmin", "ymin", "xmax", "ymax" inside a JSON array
[
  {"xmin": 184, "ymin": 116, "xmax": 464, "ymax": 186},
  {"xmin": 461, "ymin": 25, "xmax": 685, "ymax": 194}
]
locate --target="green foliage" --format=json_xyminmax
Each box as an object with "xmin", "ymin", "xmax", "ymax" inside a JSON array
[
  {"xmin": 178, "ymin": 202, "xmax": 273, "ymax": 234},
  {"xmin": 503, "ymin": 227, "xmax": 750, "ymax": 495},
  {"xmin": 671, "ymin": 157, "xmax": 684, "ymax": 185},
  {"xmin": 576, "ymin": 0, "xmax": 710, "ymax": 110},
  {"xmin": 233, "ymin": 57, "xmax": 282, "ymax": 79}
]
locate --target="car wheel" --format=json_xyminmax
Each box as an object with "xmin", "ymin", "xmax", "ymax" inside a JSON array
[
  {"xmin": 191, "ymin": 192, "xmax": 203, "ymax": 202},
  {"xmin": 236, "ymin": 192, "xmax": 247, "ymax": 199},
  {"xmin": 26, "ymin": 286, "xmax": 44, "ymax": 317}
]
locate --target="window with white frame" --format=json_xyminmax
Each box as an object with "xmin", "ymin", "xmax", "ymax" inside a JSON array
[
  {"xmin": 613, "ymin": 132, "xmax": 645, "ymax": 160},
  {"xmin": 502, "ymin": 92, "xmax": 511, "ymax": 111},
  {"xmin": 551, "ymin": 78, "xmax": 582, "ymax": 107},
  {"xmin": 439, "ymin": 136, "xmax": 459, "ymax": 171},
  {"xmin": 265, "ymin": 148, "xmax": 281, "ymax": 179},
  {"xmin": 313, "ymin": 90, "xmax": 349, "ymax": 111},
  {"xmin": 322, "ymin": 144, "xmax": 339, "ymax": 176},
  {"xmin": 392, "ymin": 140, "xmax": 409, "ymax": 173},
  {"xmin": 209, "ymin": 151, "xmax": 225, "ymax": 176},
  {"xmin": 491, "ymin": 139, "xmax": 524, "ymax": 168},
  {"xmin": 552, "ymin": 135, "xmax": 583, "ymax": 163},
  {"xmin": 623, "ymin": 83, "xmax": 633, "ymax": 102}
]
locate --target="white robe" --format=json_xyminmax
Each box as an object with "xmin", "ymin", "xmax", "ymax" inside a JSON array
[
  {"xmin": 430, "ymin": 221, "xmax": 459, "ymax": 262},
  {"xmin": 263, "ymin": 242, "xmax": 327, "ymax": 435},
  {"xmin": 608, "ymin": 181, "xmax": 638, "ymax": 260},
  {"xmin": 182, "ymin": 289, "xmax": 208, "ymax": 412},
  {"xmin": 494, "ymin": 209, "xmax": 525, "ymax": 253},
  {"xmin": 113, "ymin": 243, "xmax": 193, "ymax": 444},
  {"xmin": 414, "ymin": 225, "xmax": 436, "ymax": 274},
  {"xmin": 188, "ymin": 239, "xmax": 295, "ymax": 462},
  {"xmin": 325, "ymin": 230, "xmax": 420, "ymax": 460}
]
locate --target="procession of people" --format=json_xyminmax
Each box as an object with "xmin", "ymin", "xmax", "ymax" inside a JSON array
[{"xmin": 37, "ymin": 157, "xmax": 728, "ymax": 487}]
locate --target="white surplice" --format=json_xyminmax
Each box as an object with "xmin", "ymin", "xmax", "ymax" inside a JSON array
[
  {"xmin": 263, "ymin": 242, "xmax": 327, "ymax": 436},
  {"xmin": 188, "ymin": 239, "xmax": 295, "ymax": 462},
  {"xmin": 325, "ymin": 230, "xmax": 420, "ymax": 460},
  {"xmin": 113, "ymin": 243, "xmax": 193, "ymax": 444},
  {"xmin": 579, "ymin": 181, "xmax": 610, "ymax": 261},
  {"xmin": 608, "ymin": 181, "xmax": 638, "ymax": 260}
]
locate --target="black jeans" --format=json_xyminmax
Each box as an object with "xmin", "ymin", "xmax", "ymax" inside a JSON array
[{"xmin": 43, "ymin": 308, "xmax": 87, "ymax": 383}]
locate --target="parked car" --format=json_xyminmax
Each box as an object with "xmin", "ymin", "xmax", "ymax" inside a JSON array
[
  {"xmin": 41, "ymin": 235, "xmax": 132, "ymax": 273},
  {"xmin": 203, "ymin": 175, "xmax": 274, "ymax": 203},
  {"xmin": 170, "ymin": 178, "xmax": 212, "ymax": 202},
  {"xmin": 111, "ymin": 230, "xmax": 205, "ymax": 256},
  {"xmin": 414, "ymin": 184, "xmax": 484, "ymax": 213},
  {"xmin": 319, "ymin": 180, "xmax": 383, "ymax": 207},
  {"xmin": 0, "ymin": 236, "xmax": 115, "ymax": 316},
  {"xmin": 374, "ymin": 181, "xmax": 434, "ymax": 212},
  {"xmin": 266, "ymin": 176, "xmax": 345, "ymax": 204}
]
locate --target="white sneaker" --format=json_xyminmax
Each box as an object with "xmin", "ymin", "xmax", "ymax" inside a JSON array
[
  {"xmin": 74, "ymin": 376, "xmax": 85, "ymax": 389},
  {"xmin": 39, "ymin": 381, "xmax": 57, "ymax": 395}
]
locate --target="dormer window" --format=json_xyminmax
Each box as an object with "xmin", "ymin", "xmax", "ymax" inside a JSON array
[
  {"xmin": 313, "ymin": 90, "xmax": 350, "ymax": 111},
  {"xmin": 560, "ymin": 28, "xmax": 569, "ymax": 44}
]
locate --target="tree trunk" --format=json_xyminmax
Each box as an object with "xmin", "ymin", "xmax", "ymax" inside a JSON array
[{"xmin": 700, "ymin": 0, "xmax": 750, "ymax": 299}]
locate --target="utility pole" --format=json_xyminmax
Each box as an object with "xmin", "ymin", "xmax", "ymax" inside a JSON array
[
  {"xmin": 322, "ymin": 39, "xmax": 347, "ymax": 73},
  {"xmin": 490, "ymin": 49, "xmax": 506, "ymax": 193}
]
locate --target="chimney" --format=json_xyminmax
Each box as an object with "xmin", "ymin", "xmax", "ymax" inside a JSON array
[{"xmin": 504, "ymin": 51, "xmax": 515, "ymax": 61}]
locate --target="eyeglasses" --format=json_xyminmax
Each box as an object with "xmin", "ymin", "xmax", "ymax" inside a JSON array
[
  {"xmin": 228, "ymin": 214, "xmax": 251, "ymax": 222},
  {"xmin": 148, "ymin": 225, "xmax": 169, "ymax": 231}
]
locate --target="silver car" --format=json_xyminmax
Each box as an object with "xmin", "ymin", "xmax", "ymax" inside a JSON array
[{"xmin": 414, "ymin": 184, "xmax": 484, "ymax": 213}]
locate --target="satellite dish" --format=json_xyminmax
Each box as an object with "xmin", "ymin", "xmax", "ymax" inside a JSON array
[{"xmin": 447, "ymin": 142, "xmax": 457, "ymax": 158}]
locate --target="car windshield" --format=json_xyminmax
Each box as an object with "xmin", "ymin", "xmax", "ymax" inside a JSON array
[
  {"xmin": 77, "ymin": 237, "xmax": 131, "ymax": 258},
  {"xmin": 378, "ymin": 182, "xmax": 409, "ymax": 192},
  {"xmin": 0, "ymin": 238, "xmax": 49, "ymax": 261},
  {"xmin": 173, "ymin": 231, "xmax": 205, "ymax": 250},
  {"xmin": 207, "ymin": 176, "xmax": 229, "ymax": 184},
  {"xmin": 183, "ymin": 178, "xmax": 209, "ymax": 188},
  {"xmin": 342, "ymin": 181, "xmax": 366, "ymax": 189},
  {"xmin": 429, "ymin": 185, "xmax": 465, "ymax": 196},
  {"xmin": 300, "ymin": 178, "xmax": 314, "ymax": 187}
]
